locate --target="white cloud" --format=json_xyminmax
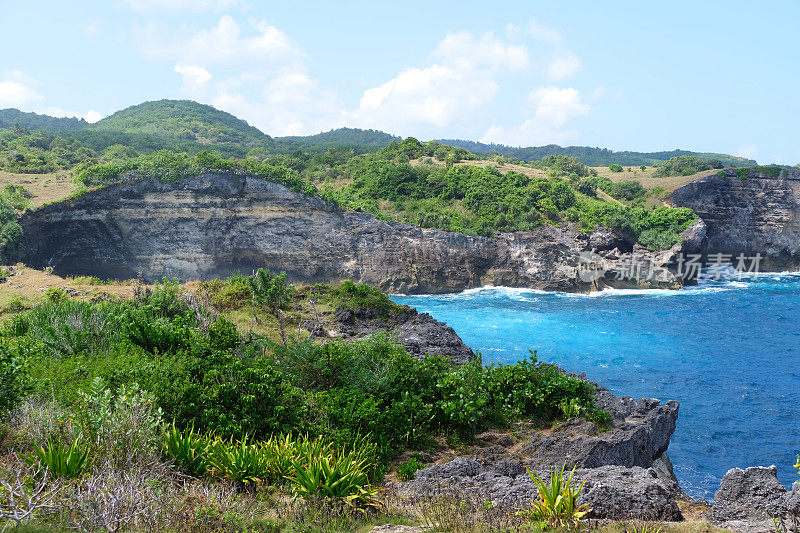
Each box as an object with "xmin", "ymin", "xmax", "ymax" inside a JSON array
[
  {"xmin": 136, "ymin": 16, "xmax": 303, "ymax": 68},
  {"xmin": 481, "ymin": 86, "xmax": 590, "ymax": 146},
  {"xmin": 122, "ymin": 0, "xmax": 243, "ymax": 12},
  {"xmin": 348, "ymin": 30, "xmax": 530, "ymax": 136},
  {"xmin": 84, "ymin": 110, "xmax": 104, "ymax": 123},
  {"xmin": 175, "ymin": 64, "xmax": 212, "ymax": 91},
  {"xmin": 0, "ymin": 71, "xmax": 45, "ymax": 108},
  {"xmin": 529, "ymin": 18, "xmax": 562, "ymax": 44},
  {"xmin": 546, "ymin": 50, "xmax": 581, "ymax": 81},
  {"xmin": 433, "ymin": 31, "xmax": 529, "ymax": 72}
]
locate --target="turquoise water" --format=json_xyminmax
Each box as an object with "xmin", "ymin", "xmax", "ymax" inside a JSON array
[{"xmin": 393, "ymin": 274, "xmax": 800, "ymax": 500}]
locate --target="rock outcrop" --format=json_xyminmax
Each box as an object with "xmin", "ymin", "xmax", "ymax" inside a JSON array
[
  {"xmin": 331, "ymin": 306, "xmax": 475, "ymax": 364},
  {"xmin": 398, "ymin": 381, "xmax": 685, "ymax": 520},
  {"xmin": 18, "ymin": 173, "xmax": 694, "ymax": 294},
  {"xmin": 671, "ymin": 167, "xmax": 800, "ymax": 271},
  {"xmin": 709, "ymin": 466, "xmax": 800, "ymax": 533}
]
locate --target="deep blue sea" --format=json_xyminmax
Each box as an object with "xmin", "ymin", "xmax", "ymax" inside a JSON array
[{"xmin": 393, "ymin": 274, "xmax": 800, "ymax": 500}]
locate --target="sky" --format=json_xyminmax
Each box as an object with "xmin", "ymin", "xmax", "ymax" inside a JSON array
[{"xmin": 0, "ymin": 1, "xmax": 798, "ymax": 164}]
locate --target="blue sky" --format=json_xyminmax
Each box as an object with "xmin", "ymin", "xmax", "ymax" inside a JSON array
[{"xmin": 1, "ymin": 1, "xmax": 798, "ymax": 164}]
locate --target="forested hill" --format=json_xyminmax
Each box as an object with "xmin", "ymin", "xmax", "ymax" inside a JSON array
[
  {"xmin": 0, "ymin": 108, "xmax": 88, "ymax": 131},
  {"xmin": 278, "ymin": 127, "xmax": 399, "ymax": 153},
  {"xmin": 87, "ymin": 100, "xmax": 271, "ymax": 145},
  {"xmin": 438, "ymin": 139, "xmax": 757, "ymax": 167}
]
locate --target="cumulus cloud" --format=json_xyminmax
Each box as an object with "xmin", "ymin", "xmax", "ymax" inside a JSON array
[
  {"xmin": 546, "ymin": 50, "xmax": 581, "ymax": 81},
  {"xmin": 136, "ymin": 16, "xmax": 340, "ymax": 135},
  {"xmin": 347, "ymin": 30, "xmax": 528, "ymax": 136},
  {"xmin": 122, "ymin": 0, "xmax": 243, "ymax": 12},
  {"xmin": 481, "ymin": 86, "xmax": 590, "ymax": 146},
  {"xmin": 84, "ymin": 110, "xmax": 104, "ymax": 123},
  {"xmin": 174, "ymin": 64, "xmax": 212, "ymax": 91},
  {"xmin": 0, "ymin": 71, "xmax": 45, "ymax": 108},
  {"xmin": 136, "ymin": 16, "xmax": 304, "ymax": 68}
]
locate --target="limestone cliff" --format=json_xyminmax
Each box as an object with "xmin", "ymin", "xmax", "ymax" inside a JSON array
[
  {"xmin": 670, "ymin": 167, "xmax": 800, "ymax": 270},
  {"xmin": 18, "ymin": 173, "xmax": 689, "ymax": 293}
]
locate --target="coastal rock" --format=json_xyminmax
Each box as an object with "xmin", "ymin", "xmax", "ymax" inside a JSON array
[
  {"xmin": 671, "ymin": 167, "xmax": 800, "ymax": 271},
  {"xmin": 521, "ymin": 394, "xmax": 679, "ymax": 470},
  {"xmin": 18, "ymin": 173, "xmax": 689, "ymax": 293},
  {"xmin": 399, "ymin": 383, "xmax": 684, "ymax": 521},
  {"xmin": 709, "ymin": 466, "xmax": 800, "ymax": 529},
  {"xmin": 332, "ymin": 305, "xmax": 475, "ymax": 364}
]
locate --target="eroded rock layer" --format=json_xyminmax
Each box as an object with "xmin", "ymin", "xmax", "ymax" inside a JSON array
[
  {"xmin": 671, "ymin": 167, "xmax": 800, "ymax": 270},
  {"xmin": 18, "ymin": 173, "xmax": 688, "ymax": 293}
]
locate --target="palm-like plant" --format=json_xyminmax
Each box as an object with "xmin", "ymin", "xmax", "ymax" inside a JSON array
[
  {"xmin": 289, "ymin": 450, "xmax": 382, "ymax": 512},
  {"xmin": 24, "ymin": 437, "xmax": 91, "ymax": 479},
  {"xmin": 205, "ymin": 435, "xmax": 272, "ymax": 486},
  {"xmin": 517, "ymin": 462, "xmax": 590, "ymax": 530},
  {"xmin": 161, "ymin": 422, "xmax": 209, "ymax": 477}
]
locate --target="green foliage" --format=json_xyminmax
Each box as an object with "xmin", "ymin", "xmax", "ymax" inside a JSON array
[
  {"xmin": 206, "ymin": 435, "xmax": 274, "ymax": 485},
  {"xmin": 753, "ymin": 165, "xmax": 784, "ymax": 178},
  {"xmin": 76, "ymin": 377, "xmax": 164, "ymax": 466},
  {"xmin": 0, "ymin": 196, "xmax": 22, "ymax": 262},
  {"xmin": 289, "ymin": 445, "xmax": 382, "ymax": 511},
  {"xmin": 330, "ymin": 280, "xmax": 401, "ymax": 317},
  {"xmin": 609, "ymin": 164, "xmax": 623, "ymax": 173},
  {"xmin": 43, "ymin": 287, "xmax": 66, "ymax": 303},
  {"xmin": 161, "ymin": 422, "xmax": 210, "ymax": 477},
  {"xmin": 249, "ymin": 268, "xmax": 296, "ymax": 345},
  {"xmin": 640, "ymin": 165, "xmax": 647, "ymax": 171},
  {"xmin": 653, "ymin": 155, "xmax": 713, "ymax": 177},
  {"xmin": 0, "ymin": 343, "xmax": 28, "ymax": 415},
  {"xmin": 517, "ymin": 462, "xmax": 590, "ymax": 530},
  {"xmin": 23, "ymin": 436, "xmax": 91, "ymax": 478},
  {"xmin": 1, "ymin": 183, "xmax": 32, "ymax": 211},
  {"xmin": 397, "ymin": 456, "xmax": 424, "ymax": 481}
]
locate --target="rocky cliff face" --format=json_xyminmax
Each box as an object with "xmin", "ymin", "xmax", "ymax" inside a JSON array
[
  {"xmin": 671, "ymin": 167, "xmax": 800, "ymax": 271},
  {"xmin": 18, "ymin": 173, "xmax": 691, "ymax": 294}
]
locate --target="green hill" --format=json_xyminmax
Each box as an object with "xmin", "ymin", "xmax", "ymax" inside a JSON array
[
  {"xmin": 279, "ymin": 127, "xmax": 399, "ymax": 153},
  {"xmin": 87, "ymin": 99, "xmax": 270, "ymax": 145},
  {"xmin": 438, "ymin": 139, "xmax": 757, "ymax": 167},
  {"xmin": 0, "ymin": 108, "xmax": 88, "ymax": 132}
]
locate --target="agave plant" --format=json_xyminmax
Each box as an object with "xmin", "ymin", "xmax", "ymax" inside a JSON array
[
  {"xmin": 205, "ymin": 435, "xmax": 273, "ymax": 486},
  {"xmin": 24, "ymin": 436, "xmax": 92, "ymax": 479},
  {"xmin": 289, "ymin": 448, "xmax": 382, "ymax": 512},
  {"xmin": 517, "ymin": 462, "xmax": 590, "ymax": 530},
  {"xmin": 161, "ymin": 422, "xmax": 210, "ymax": 477}
]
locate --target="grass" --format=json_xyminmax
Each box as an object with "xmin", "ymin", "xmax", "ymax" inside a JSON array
[{"xmin": 0, "ymin": 170, "xmax": 76, "ymax": 208}]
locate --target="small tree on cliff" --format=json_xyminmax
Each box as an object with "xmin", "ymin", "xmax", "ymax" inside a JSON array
[{"xmin": 249, "ymin": 268, "xmax": 295, "ymax": 346}]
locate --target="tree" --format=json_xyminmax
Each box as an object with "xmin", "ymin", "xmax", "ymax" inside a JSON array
[
  {"xmin": 608, "ymin": 164, "xmax": 623, "ymax": 173},
  {"xmin": 249, "ymin": 268, "xmax": 296, "ymax": 346},
  {"xmin": 640, "ymin": 165, "xmax": 646, "ymax": 171}
]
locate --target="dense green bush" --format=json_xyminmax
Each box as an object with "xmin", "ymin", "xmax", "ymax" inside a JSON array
[
  {"xmin": 653, "ymin": 155, "xmax": 712, "ymax": 177},
  {"xmin": 608, "ymin": 164, "xmax": 623, "ymax": 173}
]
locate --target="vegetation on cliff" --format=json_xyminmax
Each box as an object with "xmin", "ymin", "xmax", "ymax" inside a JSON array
[{"xmin": 0, "ymin": 270, "xmax": 614, "ymax": 530}]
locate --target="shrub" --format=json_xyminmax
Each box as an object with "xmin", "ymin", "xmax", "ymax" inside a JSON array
[
  {"xmin": 76, "ymin": 377, "xmax": 164, "ymax": 468},
  {"xmin": 44, "ymin": 287, "xmax": 67, "ymax": 303},
  {"xmin": 4, "ymin": 296, "xmax": 26, "ymax": 312},
  {"xmin": 161, "ymin": 422, "xmax": 210, "ymax": 477},
  {"xmin": 23, "ymin": 436, "xmax": 92, "ymax": 478},
  {"xmin": 608, "ymin": 164, "xmax": 623, "ymax": 173},
  {"xmin": 0, "ymin": 344, "xmax": 28, "ymax": 415},
  {"xmin": 517, "ymin": 462, "xmax": 589, "ymax": 530},
  {"xmin": 205, "ymin": 436, "xmax": 273, "ymax": 486},
  {"xmin": 397, "ymin": 456, "xmax": 424, "ymax": 481}
]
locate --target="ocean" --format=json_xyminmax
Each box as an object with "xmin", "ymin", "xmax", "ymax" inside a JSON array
[{"xmin": 393, "ymin": 273, "xmax": 800, "ymax": 500}]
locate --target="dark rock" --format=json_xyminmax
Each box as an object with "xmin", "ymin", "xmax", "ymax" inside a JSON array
[
  {"xmin": 400, "ymin": 383, "xmax": 685, "ymax": 521},
  {"xmin": 671, "ymin": 167, "xmax": 800, "ymax": 271},
  {"xmin": 332, "ymin": 305, "xmax": 475, "ymax": 363},
  {"xmin": 521, "ymin": 394, "xmax": 679, "ymax": 470},
  {"xmin": 709, "ymin": 466, "xmax": 795, "ymax": 523},
  {"xmin": 577, "ymin": 465, "xmax": 683, "ymax": 520},
  {"xmin": 18, "ymin": 173, "xmax": 688, "ymax": 293}
]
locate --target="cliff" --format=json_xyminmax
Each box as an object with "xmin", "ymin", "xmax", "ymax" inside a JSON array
[
  {"xmin": 670, "ymin": 167, "xmax": 800, "ymax": 271},
  {"xmin": 17, "ymin": 173, "xmax": 692, "ymax": 294}
]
